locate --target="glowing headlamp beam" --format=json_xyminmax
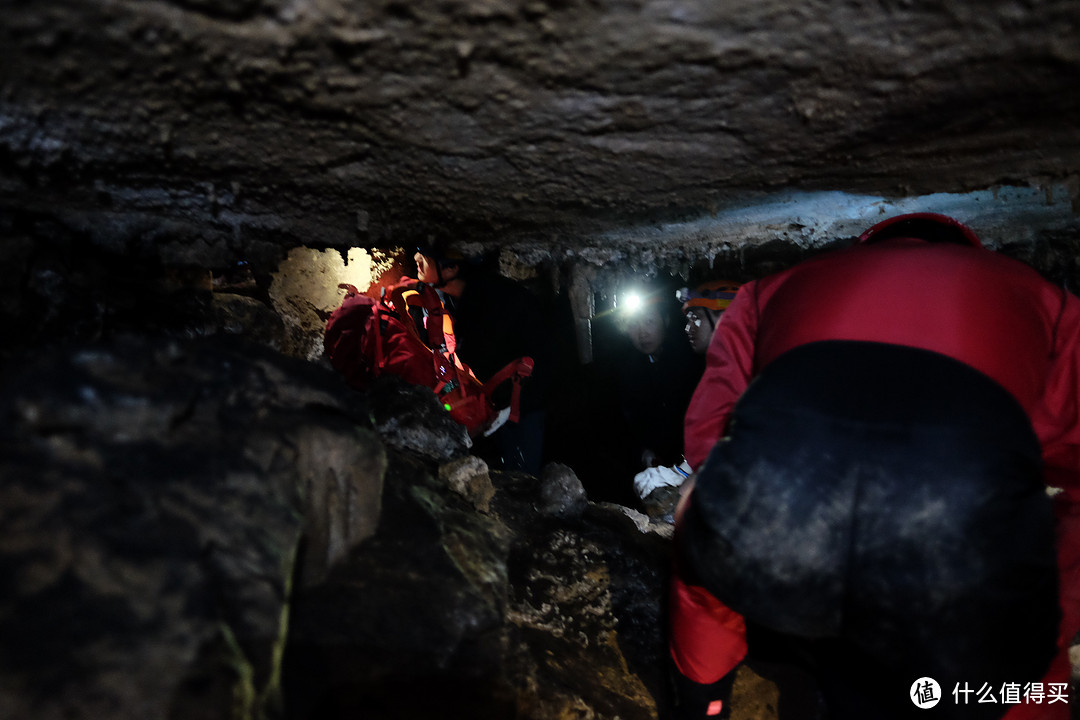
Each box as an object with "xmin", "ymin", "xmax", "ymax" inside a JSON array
[{"xmin": 622, "ymin": 292, "xmax": 644, "ymax": 314}]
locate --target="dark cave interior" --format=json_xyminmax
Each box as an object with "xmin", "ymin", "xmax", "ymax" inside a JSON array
[{"xmin": 3, "ymin": 1, "xmax": 1080, "ymax": 719}]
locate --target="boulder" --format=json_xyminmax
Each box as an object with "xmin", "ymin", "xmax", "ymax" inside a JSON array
[
  {"xmin": 0, "ymin": 333, "xmax": 782, "ymax": 720},
  {"xmin": 284, "ymin": 453, "xmax": 684, "ymax": 720},
  {"xmin": 0, "ymin": 335, "xmax": 384, "ymax": 720}
]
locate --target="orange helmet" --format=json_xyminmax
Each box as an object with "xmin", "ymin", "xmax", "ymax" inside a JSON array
[{"xmin": 677, "ymin": 280, "xmax": 742, "ymax": 313}]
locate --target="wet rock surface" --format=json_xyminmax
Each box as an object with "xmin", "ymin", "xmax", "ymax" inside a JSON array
[
  {"xmin": 2, "ymin": 334, "xmax": 761, "ymax": 720},
  {"xmin": 284, "ymin": 458, "xmax": 678, "ymax": 720},
  {"xmin": 0, "ymin": 335, "xmax": 383, "ymax": 720},
  {"xmin": 1, "ymin": 1, "xmax": 1079, "ymax": 264},
  {"xmin": 0, "ymin": 232, "xmax": 288, "ymax": 368},
  {"xmin": 365, "ymin": 375, "xmax": 474, "ymax": 463}
]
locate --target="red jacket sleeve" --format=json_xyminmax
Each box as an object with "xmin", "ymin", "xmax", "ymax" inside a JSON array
[
  {"xmin": 683, "ymin": 283, "xmax": 759, "ymax": 471},
  {"xmin": 1010, "ymin": 289, "xmax": 1080, "ymax": 720},
  {"xmin": 1031, "ymin": 289, "xmax": 1080, "ymax": 502},
  {"xmin": 668, "ymin": 564, "xmax": 748, "ymax": 684}
]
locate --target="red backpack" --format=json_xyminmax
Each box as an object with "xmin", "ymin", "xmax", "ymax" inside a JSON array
[{"xmin": 323, "ymin": 280, "xmax": 533, "ymax": 437}]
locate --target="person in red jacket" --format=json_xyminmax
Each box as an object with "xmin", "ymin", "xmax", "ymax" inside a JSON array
[{"xmin": 669, "ymin": 213, "xmax": 1080, "ymax": 720}]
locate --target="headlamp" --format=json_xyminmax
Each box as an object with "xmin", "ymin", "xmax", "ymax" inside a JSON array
[{"xmin": 622, "ymin": 291, "xmax": 644, "ymax": 314}]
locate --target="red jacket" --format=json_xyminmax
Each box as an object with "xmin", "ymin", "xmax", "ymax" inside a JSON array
[
  {"xmin": 685, "ymin": 236, "xmax": 1080, "ymax": 485},
  {"xmin": 677, "ymin": 231, "xmax": 1080, "ymax": 716}
]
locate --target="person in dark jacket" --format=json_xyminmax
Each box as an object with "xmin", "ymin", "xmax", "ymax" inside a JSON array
[
  {"xmin": 614, "ymin": 292, "xmax": 702, "ymax": 472},
  {"xmin": 670, "ymin": 214, "xmax": 1078, "ymax": 720}
]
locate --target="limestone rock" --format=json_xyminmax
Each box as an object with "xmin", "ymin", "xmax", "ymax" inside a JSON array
[
  {"xmin": 439, "ymin": 455, "xmax": 496, "ymax": 513},
  {"xmin": 0, "ymin": 331, "xmax": 783, "ymax": 720},
  {"xmin": 268, "ymin": 247, "xmax": 388, "ymax": 362},
  {"xmin": 286, "ymin": 453, "xmax": 681, "ymax": 720},
  {"xmin": 285, "ymin": 453, "xmax": 515, "ymax": 719},
  {"xmin": 500, "ymin": 477, "xmax": 676, "ymax": 720},
  {"xmin": 210, "ymin": 292, "xmax": 287, "ymax": 350},
  {"xmin": 537, "ymin": 461, "xmax": 588, "ymax": 518},
  {"xmin": 295, "ymin": 419, "xmax": 387, "ymax": 589},
  {"xmin": 2, "ymin": 1, "xmax": 1079, "ymax": 265},
  {"xmin": 366, "ymin": 375, "xmax": 473, "ymax": 462},
  {"xmin": 0, "ymin": 335, "xmax": 383, "ymax": 720},
  {"xmin": 641, "ymin": 484, "xmax": 682, "ymax": 525}
]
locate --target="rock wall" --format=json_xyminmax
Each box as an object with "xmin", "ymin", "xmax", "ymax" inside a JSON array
[
  {"xmin": 0, "ymin": 334, "xmax": 732, "ymax": 720},
  {"xmin": 284, "ymin": 455, "xmax": 677, "ymax": 720},
  {"xmin": 2, "ymin": 1, "xmax": 1078, "ymax": 260},
  {"xmin": 0, "ymin": 336, "xmax": 385, "ymax": 720}
]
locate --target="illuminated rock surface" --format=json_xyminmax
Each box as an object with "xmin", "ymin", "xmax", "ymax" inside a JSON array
[{"xmin": 1, "ymin": 0, "xmax": 1078, "ymax": 267}]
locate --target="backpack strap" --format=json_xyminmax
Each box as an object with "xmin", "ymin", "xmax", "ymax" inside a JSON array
[
  {"xmin": 387, "ymin": 282, "xmax": 426, "ymax": 344},
  {"xmin": 414, "ymin": 285, "xmax": 447, "ymax": 347},
  {"xmin": 401, "ymin": 283, "xmax": 469, "ymax": 398},
  {"xmin": 387, "ymin": 281, "xmax": 457, "ymax": 349},
  {"xmin": 482, "ymin": 357, "xmax": 534, "ymax": 423}
]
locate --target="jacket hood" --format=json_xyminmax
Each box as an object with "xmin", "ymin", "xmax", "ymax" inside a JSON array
[{"xmin": 857, "ymin": 213, "xmax": 983, "ymax": 248}]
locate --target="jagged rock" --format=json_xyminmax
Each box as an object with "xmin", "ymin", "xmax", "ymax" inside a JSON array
[
  {"xmin": 500, "ymin": 476, "xmax": 677, "ymax": 720},
  {"xmin": 537, "ymin": 461, "xmax": 589, "ymax": 518},
  {"xmin": 642, "ymin": 484, "xmax": 683, "ymax": 525},
  {"xmin": 0, "ymin": 331, "xmax": 785, "ymax": 720},
  {"xmin": 284, "ymin": 453, "xmax": 515, "ymax": 719},
  {"xmin": 2, "ymin": 2, "xmax": 1079, "ymax": 717},
  {"xmin": 503, "ymin": 521, "xmax": 660, "ymax": 720},
  {"xmin": 210, "ymin": 292, "xmax": 287, "ymax": 350},
  {"xmin": 267, "ymin": 247, "xmax": 395, "ymax": 362},
  {"xmin": 439, "ymin": 455, "xmax": 496, "ymax": 513},
  {"xmin": 0, "ymin": 335, "xmax": 384, "ymax": 720},
  {"xmin": 286, "ymin": 451, "xmax": 686, "ymax": 720},
  {"xmin": 366, "ymin": 375, "xmax": 473, "ymax": 462}
]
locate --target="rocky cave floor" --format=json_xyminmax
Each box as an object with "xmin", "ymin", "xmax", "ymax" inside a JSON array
[{"xmin": 0, "ymin": 258, "xmax": 787, "ymax": 720}]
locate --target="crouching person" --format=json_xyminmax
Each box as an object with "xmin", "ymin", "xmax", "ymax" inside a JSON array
[{"xmin": 669, "ymin": 213, "xmax": 1080, "ymax": 720}]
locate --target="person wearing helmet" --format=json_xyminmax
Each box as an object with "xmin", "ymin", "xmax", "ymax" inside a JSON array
[
  {"xmin": 613, "ymin": 287, "xmax": 703, "ymax": 475},
  {"xmin": 677, "ymin": 281, "xmax": 742, "ymax": 355},
  {"xmin": 669, "ymin": 214, "xmax": 1080, "ymax": 720},
  {"xmin": 414, "ymin": 240, "xmax": 551, "ymax": 475}
]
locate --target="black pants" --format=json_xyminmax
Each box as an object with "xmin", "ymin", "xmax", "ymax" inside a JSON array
[{"xmin": 680, "ymin": 341, "xmax": 1059, "ymax": 720}]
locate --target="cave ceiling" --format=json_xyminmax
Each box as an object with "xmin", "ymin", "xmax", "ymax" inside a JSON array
[{"xmin": 2, "ymin": 0, "xmax": 1080, "ymax": 272}]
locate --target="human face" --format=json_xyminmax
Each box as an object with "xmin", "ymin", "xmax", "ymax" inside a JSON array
[
  {"xmin": 684, "ymin": 308, "xmax": 716, "ymax": 354},
  {"xmin": 414, "ymin": 252, "xmax": 440, "ymax": 284},
  {"xmin": 627, "ymin": 306, "xmax": 666, "ymax": 356}
]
